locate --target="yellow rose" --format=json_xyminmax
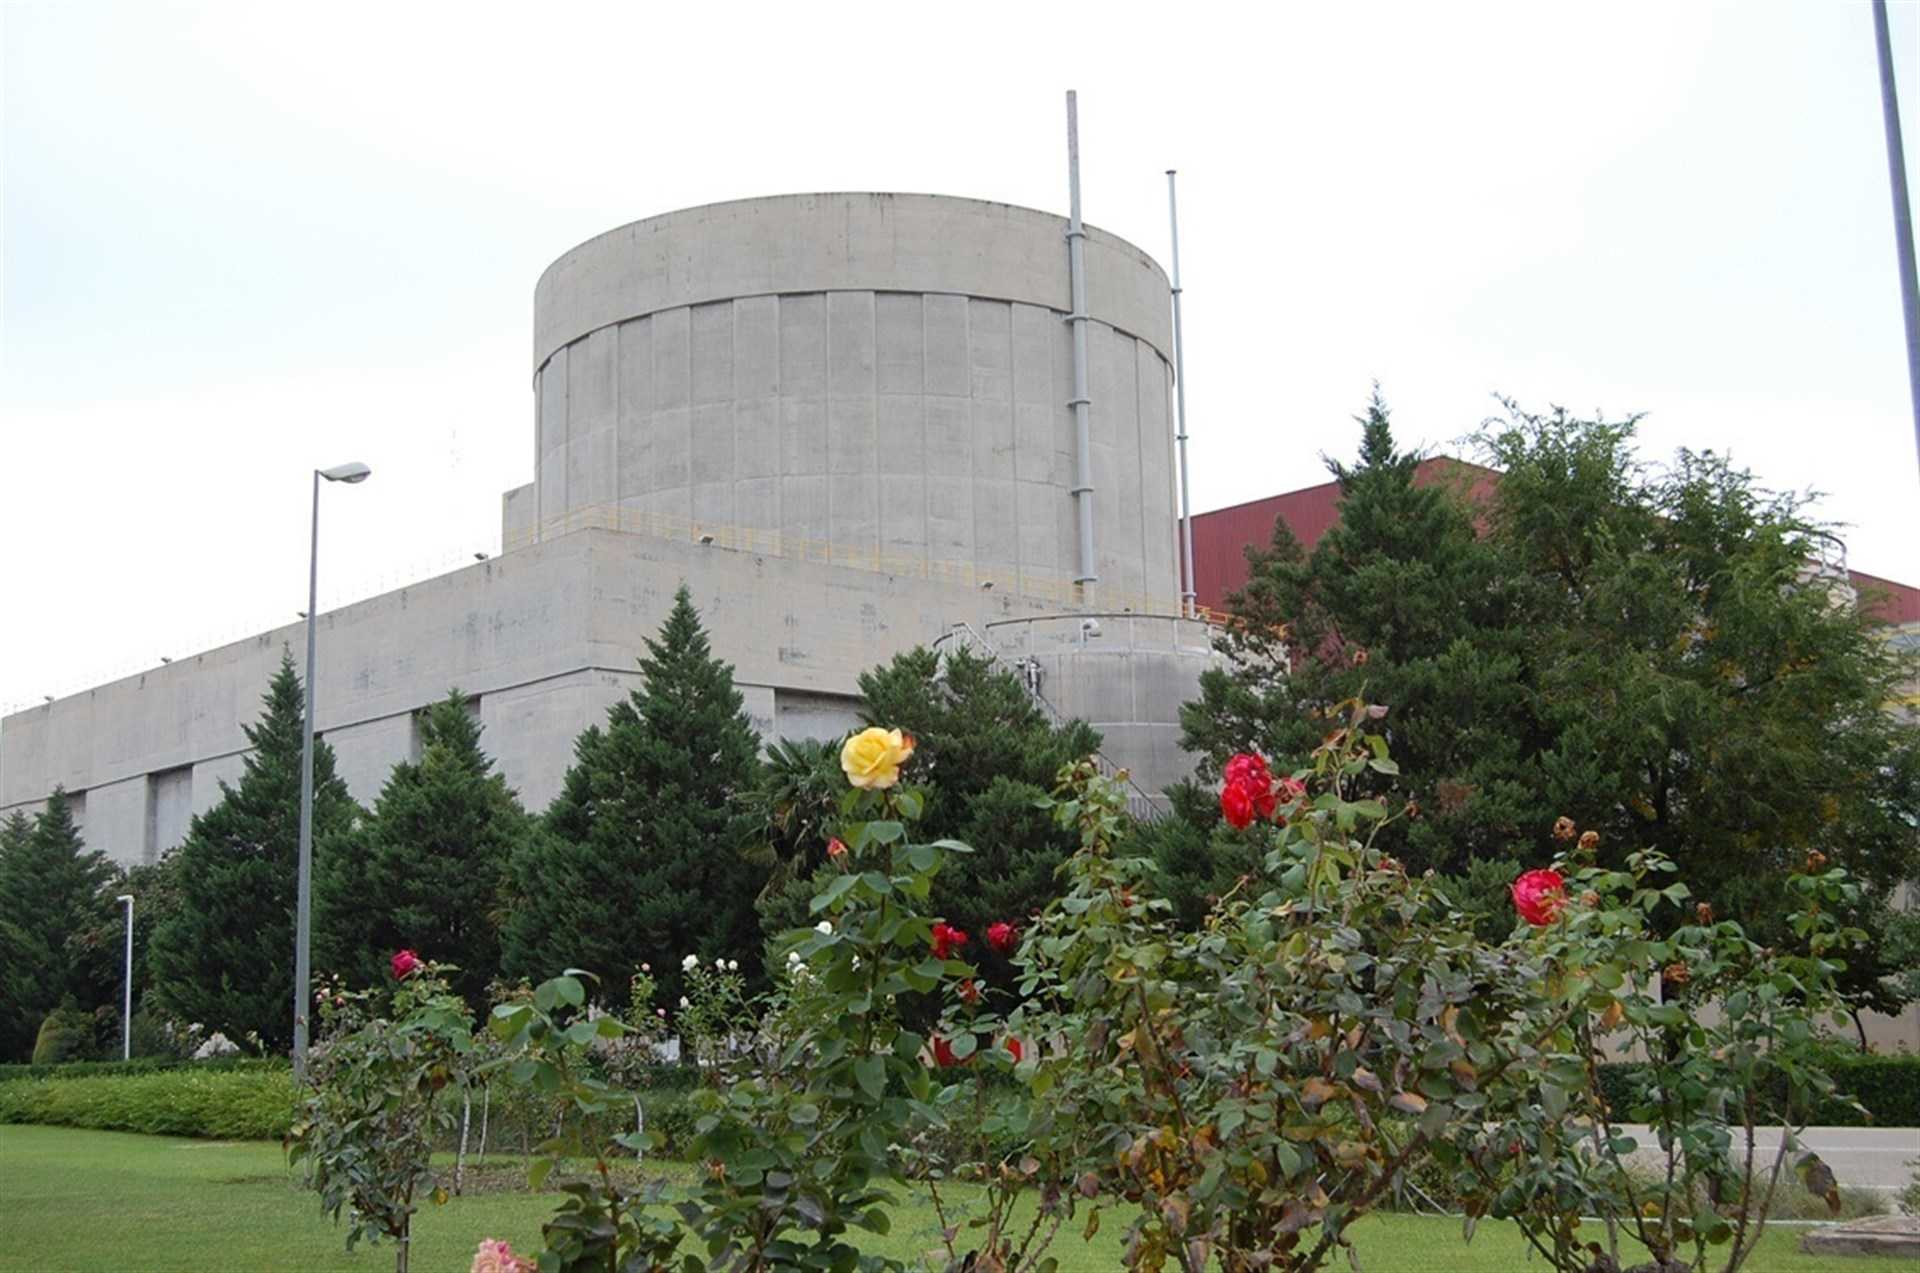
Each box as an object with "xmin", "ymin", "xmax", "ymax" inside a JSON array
[{"xmin": 840, "ymin": 727, "xmax": 915, "ymax": 790}]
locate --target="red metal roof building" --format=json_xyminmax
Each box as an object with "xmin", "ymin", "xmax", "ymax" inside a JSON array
[{"xmin": 1190, "ymin": 457, "xmax": 1920, "ymax": 627}]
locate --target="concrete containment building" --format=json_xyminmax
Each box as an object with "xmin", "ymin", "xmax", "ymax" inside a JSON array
[{"xmin": 1, "ymin": 193, "xmax": 1217, "ymax": 868}]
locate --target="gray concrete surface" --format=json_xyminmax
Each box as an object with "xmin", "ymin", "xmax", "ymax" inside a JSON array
[
  {"xmin": 1618, "ymin": 1124, "xmax": 1918, "ymax": 1192},
  {"xmin": 0, "ymin": 192, "xmax": 1217, "ymax": 877},
  {"xmin": 520, "ymin": 194, "xmax": 1182, "ymax": 609}
]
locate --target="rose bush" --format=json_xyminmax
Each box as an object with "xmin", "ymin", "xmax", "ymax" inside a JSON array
[
  {"xmin": 1441, "ymin": 829, "xmax": 1861, "ymax": 1273},
  {"xmin": 287, "ymin": 956, "xmax": 476, "ymax": 1273}
]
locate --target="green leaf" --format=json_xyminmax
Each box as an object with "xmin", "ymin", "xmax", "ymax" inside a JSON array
[{"xmin": 853, "ymin": 1056, "xmax": 887, "ymax": 1101}]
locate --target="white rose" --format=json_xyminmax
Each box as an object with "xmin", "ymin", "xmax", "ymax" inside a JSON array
[
  {"xmin": 682, "ymin": 954, "xmax": 699, "ymax": 972},
  {"xmin": 679, "ymin": 996, "xmax": 690, "ymax": 1009},
  {"xmin": 727, "ymin": 959, "xmax": 739, "ymax": 972},
  {"xmin": 815, "ymin": 921, "xmax": 832, "ymax": 935}
]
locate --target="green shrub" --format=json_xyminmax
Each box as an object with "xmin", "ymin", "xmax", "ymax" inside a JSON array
[
  {"xmin": 1596, "ymin": 1050, "xmax": 1920, "ymax": 1128},
  {"xmin": 0, "ymin": 1067, "xmax": 296, "ymax": 1139},
  {"xmin": 0, "ymin": 1055, "xmax": 282, "ymax": 1081},
  {"xmin": 30, "ymin": 1007, "xmax": 96, "ymax": 1066}
]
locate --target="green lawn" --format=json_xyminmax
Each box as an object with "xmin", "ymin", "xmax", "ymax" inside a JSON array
[{"xmin": 0, "ymin": 1125, "xmax": 1887, "ymax": 1271}]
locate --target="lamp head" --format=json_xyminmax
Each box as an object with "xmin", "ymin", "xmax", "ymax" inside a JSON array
[
  {"xmin": 116, "ymin": 894, "xmax": 133, "ymax": 905},
  {"xmin": 319, "ymin": 462, "xmax": 372, "ymax": 484}
]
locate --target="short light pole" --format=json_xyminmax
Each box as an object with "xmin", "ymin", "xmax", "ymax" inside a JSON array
[
  {"xmin": 294, "ymin": 461, "xmax": 371, "ymax": 1078},
  {"xmin": 116, "ymin": 893, "xmax": 133, "ymax": 1061}
]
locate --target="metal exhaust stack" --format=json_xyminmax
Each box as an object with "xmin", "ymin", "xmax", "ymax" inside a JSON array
[
  {"xmin": 1066, "ymin": 90, "xmax": 1097, "ymax": 592},
  {"xmin": 1167, "ymin": 169, "xmax": 1195, "ymax": 616}
]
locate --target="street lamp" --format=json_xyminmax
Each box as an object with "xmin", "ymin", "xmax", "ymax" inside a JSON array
[
  {"xmin": 294, "ymin": 461, "xmax": 371, "ymax": 1078},
  {"xmin": 115, "ymin": 893, "xmax": 133, "ymax": 1062}
]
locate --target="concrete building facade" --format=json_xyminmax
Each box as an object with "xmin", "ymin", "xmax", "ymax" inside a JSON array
[{"xmin": 0, "ymin": 193, "xmax": 1216, "ymax": 868}]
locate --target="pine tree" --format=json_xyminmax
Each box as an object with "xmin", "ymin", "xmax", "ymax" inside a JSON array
[
  {"xmin": 0, "ymin": 791, "xmax": 119, "ymax": 1061},
  {"xmin": 1179, "ymin": 390, "xmax": 1535, "ymax": 874},
  {"xmin": 1178, "ymin": 394, "xmax": 1920, "ymax": 1016},
  {"xmin": 318, "ymin": 690, "xmax": 528, "ymax": 1008},
  {"xmin": 756, "ymin": 646, "xmax": 1102, "ymax": 990},
  {"xmin": 503, "ymin": 586, "xmax": 764, "ymax": 1003},
  {"xmin": 147, "ymin": 652, "xmax": 362, "ymax": 1053}
]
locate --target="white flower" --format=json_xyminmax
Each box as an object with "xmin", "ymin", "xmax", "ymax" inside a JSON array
[
  {"xmin": 679, "ymin": 996, "xmax": 691, "ymax": 1009},
  {"xmin": 786, "ymin": 950, "xmax": 802, "ymax": 966},
  {"xmin": 850, "ymin": 956, "xmax": 862, "ymax": 971},
  {"xmin": 815, "ymin": 921, "xmax": 832, "ymax": 935},
  {"xmin": 715, "ymin": 957, "xmax": 725, "ymax": 970},
  {"xmin": 727, "ymin": 959, "xmax": 739, "ymax": 972},
  {"xmin": 682, "ymin": 954, "xmax": 699, "ymax": 972},
  {"xmin": 640, "ymin": 963, "xmax": 651, "ymax": 973}
]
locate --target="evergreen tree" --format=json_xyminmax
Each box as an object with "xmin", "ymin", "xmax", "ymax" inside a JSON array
[
  {"xmin": 0, "ymin": 790, "xmax": 119, "ymax": 1061},
  {"xmin": 1179, "ymin": 390, "xmax": 1535, "ymax": 874},
  {"xmin": 318, "ymin": 690, "xmax": 527, "ymax": 1007},
  {"xmin": 503, "ymin": 586, "xmax": 764, "ymax": 1003},
  {"xmin": 147, "ymin": 653, "xmax": 362, "ymax": 1054},
  {"xmin": 1178, "ymin": 395, "xmax": 1920, "ymax": 1015},
  {"xmin": 757, "ymin": 646, "xmax": 1102, "ymax": 988}
]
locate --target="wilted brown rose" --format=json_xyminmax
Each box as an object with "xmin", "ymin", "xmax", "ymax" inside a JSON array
[
  {"xmin": 1696, "ymin": 902, "xmax": 1714, "ymax": 925},
  {"xmin": 1663, "ymin": 962, "xmax": 1691, "ymax": 987},
  {"xmin": 1552, "ymin": 816, "xmax": 1577, "ymax": 842},
  {"xmin": 1578, "ymin": 830, "xmax": 1600, "ymax": 851}
]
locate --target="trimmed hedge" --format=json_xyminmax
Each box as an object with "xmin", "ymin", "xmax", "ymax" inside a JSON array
[
  {"xmin": 0, "ymin": 1067, "xmax": 297, "ymax": 1140},
  {"xmin": 1598, "ymin": 1051, "xmax": 1920, "ymax": 1128},
  {"xmin": 0, "ymin": 1056, "xmax": 283, "ymax": 1082}
]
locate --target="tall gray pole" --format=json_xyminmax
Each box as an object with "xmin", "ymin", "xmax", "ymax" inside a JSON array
[
  {"xmin": 294, "ymin": 469, "xmax": 320, "ymax": 1077},
  {"xmin": 1872, "ymin": 0, "xmax": 1920, "ymax": 477},
  {"xmin": 1066, "ymin": 90, "xmax": 1097, "ymax": 592},
  {"xmin": 1167, "ymin": 170, "xmax": 1196, "ymax": 617},
  {"xmin": 116, "ymin": 893, "xmax": 133, "ymax": 1061}
]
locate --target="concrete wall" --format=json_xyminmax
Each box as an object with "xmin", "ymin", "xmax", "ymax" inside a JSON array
[
  {"xmin": 519, "ymin": 194, "xmax": 1180, "ymax": 607},
  {"xmin": 2, "ymin": 527, "xmax": 1207, "ymax": 868}
]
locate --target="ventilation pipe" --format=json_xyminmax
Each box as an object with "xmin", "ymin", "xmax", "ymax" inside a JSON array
[
  {"xmin": 1066, "ymin": 90, "xmax": 1097, "ymax": 590},
  {"xmin": 1167, "ymin": 169, "xmax": 1195, "ymax": 617}
]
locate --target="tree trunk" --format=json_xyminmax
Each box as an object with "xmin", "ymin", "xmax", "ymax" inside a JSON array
[
  {"xmin": 454, "ymin": 1089, "xmax": 472, "ymax": 1195},
  {"xmin": 478, "ymin": 1084, "xmax": 490, "ymax": 1162}
]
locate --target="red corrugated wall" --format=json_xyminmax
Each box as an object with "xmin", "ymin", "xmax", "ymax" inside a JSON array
[{"xmin": 1193, "ymin": 459, "xmax": 1918, "ymax": 626}]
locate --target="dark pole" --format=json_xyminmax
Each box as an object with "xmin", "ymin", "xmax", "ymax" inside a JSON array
[{"xmin": 1871, "ymin": 0, "xmax": 1920, "ymax": 478}]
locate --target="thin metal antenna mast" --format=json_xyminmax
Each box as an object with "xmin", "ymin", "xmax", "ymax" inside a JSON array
[
  {"xmin": 1066, "ymin": 90, "xmax": 1098, "ymax": 593},
  {"xmin": 1871, "ymin": 0, "xmax": 1920, "ymax": 478},
  {"xmin": 1167, "ymin": 170, "xmax": 1196, "ymax": 616}
]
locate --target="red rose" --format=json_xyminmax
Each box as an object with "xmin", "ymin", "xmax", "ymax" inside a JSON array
[
  {"xmin": 930, "ymin": 922, "xmax": 969, "ymax": 960},
  {"xmin": 1511, "ymin": 869, "xmax": 1567, "ymax": 927},
  {"xmin": 1224, "ymin": 753, "xmax": 1278, "ymax": 819},
  {"xmin": 1220, "ymin": 780, "xmax": 1255, "ymax": 829},
  {"xmin": 957, "ymin": 978, "xmax": 980, "ymax": 1005},
  {"xmin": 1224, "ymin": 752, "xmax": 1270, "ymax": 789},
  {"xmin": 1004, "ymin": 1036, "xmax": 1024, "ymax": 1063},
  {"xmin": 931, "ymin": 1035, "xmax": 966, "ymax": 1068},
  {"xmin": 986, "ymin": 921, "xmax": 1018, "ymax": 955},
  {"xmin": 390, "ymin": 949, "xmax": 422, "ymax": 979}
]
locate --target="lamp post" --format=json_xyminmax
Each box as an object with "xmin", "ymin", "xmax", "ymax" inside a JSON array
[
  {"xmin": 115, "ymin": 893, "xmax": 133, "ymax": 1061},
  {"xmin": 294, "ymin": 461, "xmax": 371, "ymax": 1078}
]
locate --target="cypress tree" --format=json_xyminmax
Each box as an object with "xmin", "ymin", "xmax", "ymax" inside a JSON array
[
  {"xmin": 0, "ymin": 794, "xmax": 118, "ymax": 1061},
  {"xmin": 148, "ymin": 652, "xmax": 362, "ymax": 1054},
  {"xmin": 1180, "ymin": 390, "xmax": 1533, "ymax": 875},
  {"xmin": 503, "ymin": 585, "xmax": 764, "ymax": 1002},
  {"xmin": 756, "ymin": 646, "xmax": 1102, "ymax": 990},
  {"xmin": 318, "ymin": 690, "xmax": 527, "ymax": 1007}
]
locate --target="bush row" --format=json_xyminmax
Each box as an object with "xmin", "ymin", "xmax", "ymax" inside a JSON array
[
  {"xmin": 1597, "ymin": 1051, "xmax": 1920, "ymax": 1128},
  {"xmin": 0, "ymin": 1061, "xmax": 704, "ymax": 1150},
  {"xmin": 0, "ymin": 1067, "xmax": 298, "ymax": 1140},
  {"xmin": 0, "ymin": 1055, "xmax": 286, "ymax": 1082}
]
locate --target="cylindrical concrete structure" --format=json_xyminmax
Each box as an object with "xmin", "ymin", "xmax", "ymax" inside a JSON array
[{"xmin": 525, "ymin": 193, "xmax": 1181, "ymax": 608}]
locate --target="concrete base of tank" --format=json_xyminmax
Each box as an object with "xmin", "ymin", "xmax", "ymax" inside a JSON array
[{"xmin": 0, "ymin": 527, "xmax": 1213, "ymax": 868}]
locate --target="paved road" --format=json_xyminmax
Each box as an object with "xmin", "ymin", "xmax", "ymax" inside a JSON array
[{"xmin": 1616, "ymin": 1124, "xmax": 1917, "ymax": 1191}]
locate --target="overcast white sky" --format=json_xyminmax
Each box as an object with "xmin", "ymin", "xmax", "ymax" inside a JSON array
[{"xmin": 3, "ymin": 0, "xmax": 1918, "ymax": 717}]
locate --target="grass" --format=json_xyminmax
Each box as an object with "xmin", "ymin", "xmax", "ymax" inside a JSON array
[{"xmin": 0, "ymin": 1125, "xmax": 1890, "ymax": 1272}]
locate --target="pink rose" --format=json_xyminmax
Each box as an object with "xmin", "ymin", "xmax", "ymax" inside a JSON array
[{"xmin": 390, "ymin": 949, "xmax": 422, "ymax": 979}]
